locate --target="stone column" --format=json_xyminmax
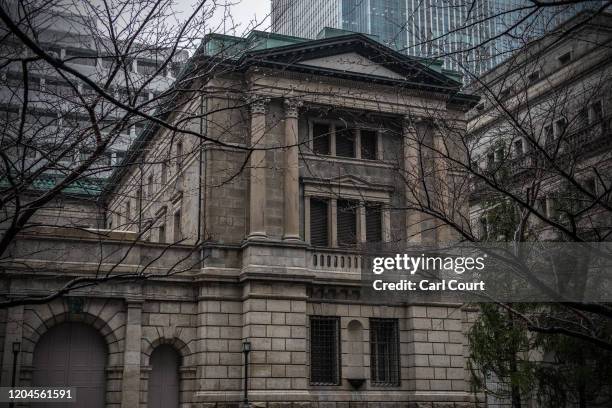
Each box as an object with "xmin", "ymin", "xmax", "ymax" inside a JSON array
[
  {"xmin": 121, "ymin": 300, "xmax": 143, "ymax": 408},
  {"xmin": 248, "ymin": 97, "xmax": 269, "ymax": 239},
  {"xmin": 304, "ymin": 196, "xmax": 311, "ymax": 244},
  {"xmin": 433, "ymin": 128, "xmax": 452, "ymax": 242},
  {"xmin": 376, "ymin": 129, "xmax": 384, "ymax": 160},
  {"xmin": 330, "ymin": 198, "xmax": 338, "ymax": 247},
  {"xmin": 383, "ymin": 207, "xmax": 391, "ymax": 242},
  {"xmin": 283, "ymin": 99, "xmax": 302, "ymax": 241},
  {"xmin": 358, "ymin": 204, "xmax": 367, "ymax": 243},
  {"xmin": 403, "ymin": 117, "xmax": 423, "ymax": 242},
  {"xmin": 354, "ymin": 129, "xmax": 362, "ymax": 159}
]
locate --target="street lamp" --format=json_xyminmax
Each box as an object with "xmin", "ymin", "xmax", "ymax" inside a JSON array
[
  {"xmin": 242, "ymin": 340, "xmax": 252, "ymax": 407},
  {"xmin": 9, "ymin": 342, "xmax": 21, "ymax": 408}
]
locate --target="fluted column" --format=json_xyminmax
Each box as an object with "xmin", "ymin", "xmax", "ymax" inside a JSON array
[
  {"xmin": 248, "ymin": 97, "xmax": 269, "ymax": 239},
  {"xmin": 403, "ymin": 116, "xmax": 423, "ymax": 243},
  {"xmin": 283, "ymin": 99, "xmax": 302, "ymax": 241}
]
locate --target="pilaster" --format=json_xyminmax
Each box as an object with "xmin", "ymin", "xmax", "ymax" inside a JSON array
[
  {"xmin": 283, "ymin": 99, "xmax": 302, "ymax": 241},
  {"xmin": 248, "ymin": 97, "xmax": 270, "ymax": 240}
]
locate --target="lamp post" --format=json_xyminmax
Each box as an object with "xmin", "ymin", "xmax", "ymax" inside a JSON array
[
  {"xmin": 242, "ymin": 340, "xmax": 251, "ymax": 407},
  {"xmin": 9, "ymin": 342, "xmax": 20, "ymax": 408}
]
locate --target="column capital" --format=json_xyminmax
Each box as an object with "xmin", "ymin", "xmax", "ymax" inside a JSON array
[
  {"xmin": 284, "ymin": 99, "xmax": 303, "ymax": 118},
  {"xmin": 248, "ymin": 96, "xmax": 270, "ymax": 115}
]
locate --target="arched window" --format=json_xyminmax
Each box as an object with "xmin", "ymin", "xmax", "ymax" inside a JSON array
[
  {"xmin": 33, "ymin": 322, "xmax": 107, "ymax": 408},
  {"xmin": 148, "ymin": 344, "xmax": 181, "ymax": 408}
]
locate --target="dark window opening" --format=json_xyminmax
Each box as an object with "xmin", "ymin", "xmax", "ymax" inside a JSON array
[
  {"xmin": 544, "ymin": 125, "xmax": 554, "ymax": 144},
  {"xmin": 313, "ymin": 123, "xmax": 330, "ymax": 155},
  {"xmin": 310, "ymin": 198, "xmax": 329, "ymax": 247},
  {"xmin": 366, "ymin": 203, "xmax": 382, "ymax": 243},
  {"xmin": 310, "ymin": 316, "xmax": 340, "ymax": 385},
  {"xmin": 591, "ymin": 100, "xmax": 603, "ymax": 123},
  {"xmin": 361, "ymin": 130, "xmax": 378, "ymax": 160},
  {"xmin": 337, "ymin": 199, "xmax": 357, "ymax": 247},
  {"xmin": 370, "ymin": 318, "xmax": 400, "ymax": 386},
  {"xmin": 335, "ymin": 127, "xmax": 355, "ymax": 158},
  {"xmin": 513, "ymin": 139, "xmax": 523, "ymax": 156},
  {"xmin": 527, "ymin": 71, "xmax": 540, "ymax": 84},
  {"xmin": 558, "ymin": 52, "xmax": 572, "ymax": 65}
]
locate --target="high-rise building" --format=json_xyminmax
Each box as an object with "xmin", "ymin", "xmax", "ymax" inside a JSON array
[{"xmin": 272, "ymin": 0, "xmax": 606, "ymax": 75}]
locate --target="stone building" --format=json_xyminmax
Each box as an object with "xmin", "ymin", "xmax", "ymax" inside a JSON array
[
  {"xmin": 1, "ymin": 29, "xmax": 480, "ymax": 407},
  {"xmin": 467, "ymin": 12, "xmax": 612, "ymax": 240}
]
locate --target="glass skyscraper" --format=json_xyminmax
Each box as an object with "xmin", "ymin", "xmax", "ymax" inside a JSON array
[{"xmin": 271, "ymin": 0, "xmax": 606, "ymax": 75}]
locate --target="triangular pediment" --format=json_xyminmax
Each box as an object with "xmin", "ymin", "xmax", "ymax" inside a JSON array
[
  {"xmin": 244, "ymin": 34, "xmax": 462, "ymax": 90},
  {"xmin": 299, "ymin": 52, "xmax": 405, "ymax": 80}
]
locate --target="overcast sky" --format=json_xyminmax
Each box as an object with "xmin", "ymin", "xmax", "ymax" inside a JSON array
[{"xmin": 175, "ymin": 0, "xmax": 272, "ymax": 36}]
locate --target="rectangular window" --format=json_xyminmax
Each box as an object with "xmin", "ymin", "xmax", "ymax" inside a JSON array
[
  {"xmin": 312, "ymin": 123, "xmax": 330, "ymax": 155},
  {"xmin": 310, "ymin": 316, "xmax": 340, "ymax": 385},
  {"xmin": 555, "ymin": 118, "xmax": 567, "ymax": 138},
  {"xmin": 361, "ymin": 130, "xmax": 378, "ymax": 160},
  {"xmin": 337, "ymin": 199, "xmax": 357, "ymax": 247},
  {"xmin": 558, "ymin": 52, "xmax": 572, "ymax": 65},
  {"xmin": 513, "ymin": 139, "xmax": 523, "ymax": 156},
  {"xmin": 527, "ymin": 70, "xmax": 540, "ymax": 84},
  {"xmin": 544, "ymin": 125, "xmax": 553, "ymax": 144},
  {"xmin": 590, "ymin": 100, "xmax": 603, "ymax": 123},
  {"xmin": 173, "ymin": 210, "xmax": 182, "ymax": 241},
  {"xmin": 161, "ymin": 161, "xmax": 167, "ymax": 185},
  {"xmin": 335, "ymin": 127, "xmax": 355, "ymax": 158},
  {"xmin": 176, "ymin": 141, "xmax": 183, "ymax": 171},
  {"xmin": 310, "ymin": 198, "xmax": 329, "ymax": 247},
  {"xmin": 366, "ymin": 203, "xmax": 382, "ymax": 243},
  {"xmin": 370, "ymin": 319, "xmax": 400, "ymax": 386},
  {"xmin": 159, "ymin": 223, "xmax": 166, "ymax": 244},
  {"xmin": 147, "ymin": 174, "xmax": 154, "ymax": 198},
  {"xmin": 125, "ymin": 200, "xmax": 131, "ymax": 224},
  {"xmin": 577, "ymin": 107, "xmax": 589, "ymax": 129}
]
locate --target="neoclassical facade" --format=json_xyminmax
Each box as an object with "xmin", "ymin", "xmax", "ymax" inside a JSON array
[{"xmin": 1, "ymin": 30, "xmax": 480, "ymax": 407}]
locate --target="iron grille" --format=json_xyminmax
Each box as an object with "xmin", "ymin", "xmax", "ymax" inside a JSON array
[
  {"xmin": 313, "ymin": 123, "xmax": 330, "ymax": 155},
  {"xmin": 365, "ymin": 203, "xmax": 382, "ymax": 242},
  {"xmin": 310, "ymin": 316, "xmax": 340, "ymax": 385},
  {"xmin": 370, "ymin": 318, "xmax": 400, "ymax": 386},
  {"xmin": 361, "ymin": 130, "xmax": 378, "ymax": 160},
  {"xmin": 337, "ymin": 199, "xmax": 357, "ymax": 247},
  {"xmin": 310, "ymin": 198, "xmax": 329, "ymax": 247}
]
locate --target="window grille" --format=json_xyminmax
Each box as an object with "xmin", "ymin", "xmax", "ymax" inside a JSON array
[
  {"xmin": 335, "ymin": 127, "xmax": 355, "ymax": 157},
  {"xmin": 370, "ymin": 318, "xmax": 400, "ymax": 386},
  {"xmin": 361, "ymin": 130, "xmax": 378, "ymax": 160},
  {"xmin": 313, "ymin": 123, "xmax": 330, "ymax": 155},
  {"xmin": 310, "ymin": 316, "xmax": 340, "ymax": 385},
  {"xmin": 337, "ymin": 199, "xmax": 357, "ymax": 247},
  {"xmin": 310, "ymin": 198, "xmax": 329, "ymax": 247},
  {"xmin": 366, "ymin": 203, "xmax": 382, "ymax": 242}
]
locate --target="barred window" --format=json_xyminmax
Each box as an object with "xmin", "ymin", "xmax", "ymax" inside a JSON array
[
  {"xmin": 310, "ymin": 316, "xmax": 340, "ymax": 385},
  {"xmin": 335, "ymin": 127, "xmax": 355, "ymax": 158},
  {"xmin": 310, "ymin": 198, "xmax": 329, "ymax": 247},
  {"xmin": 365, "ymin": 203, "xmax": 382, "ymax": 243},
  {"xmin": 370, "ymin": 319, "xmax": 400, "ymax": 386},
  {"xmin": 312, "ymin": 123, "xmax": 330, "ymax": 155},
  {"xmin": 361, "ymin": 130, "xmax": 378, "ymax": 160},
  {"xmin": 337, "ymin": 199, "xmax": 357, "ymax": 247}
]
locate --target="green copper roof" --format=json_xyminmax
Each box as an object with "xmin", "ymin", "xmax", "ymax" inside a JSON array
[
  {"xmin": 1, "ymin": 173, "xmax": 103, "ymax": 197},
  {"xmin": 200, "ymin": 27, "xmax": 463, "ymax": 82}
]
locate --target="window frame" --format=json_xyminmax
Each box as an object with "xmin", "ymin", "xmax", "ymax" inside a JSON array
[
  {"xmin": 369, "ymin": 318, "xmax": 401, "ymax": 387},
  {"xmin": 309, "ymin": 316, "xmax": 341, "ymax": 386}
]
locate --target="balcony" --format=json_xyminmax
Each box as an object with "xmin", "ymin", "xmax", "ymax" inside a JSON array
[{"xmin": 309, "ymin": 247, "xmax": 362, "ymax": 280}]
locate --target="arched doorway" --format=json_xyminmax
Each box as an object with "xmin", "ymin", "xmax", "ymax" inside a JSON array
[
  {"xmin": 148, "ymin": 344, "xmax": 181, "ymax": 408},
  {"xmin": 32, "ymin": 322, "xmax": 107, "ymax": 408}
]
